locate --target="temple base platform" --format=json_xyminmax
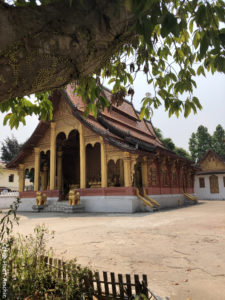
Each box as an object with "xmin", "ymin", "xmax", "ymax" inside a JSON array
[{"xmin": 18, "ymin": 187, "xmax": 196, "ymax": 213}]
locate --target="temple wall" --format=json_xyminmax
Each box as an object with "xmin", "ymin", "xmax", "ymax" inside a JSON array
[
  {"xmin": 81, "ymin": 196, "xmax": 139, "ymax": 213},
  {"xmin": 195, "ymin": 174, "xmax": 225, "ymax": 200}
]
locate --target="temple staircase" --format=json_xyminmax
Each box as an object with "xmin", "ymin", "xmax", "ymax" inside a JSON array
[
  {"xmin": 136, "ymin": 188, "xmax": 160, "ymax": 212},
  {"xmin": 40, "ymin": 201, "xmax": 85, "ymax": 213},
  {"xmin": 183, "ymin": 192, "xmax": 198, "ymax": 205}
]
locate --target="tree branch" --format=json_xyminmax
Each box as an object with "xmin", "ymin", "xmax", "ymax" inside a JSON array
[{"xmin": 0, "ymin": 0, "xmax": 136, "ymax": 102}]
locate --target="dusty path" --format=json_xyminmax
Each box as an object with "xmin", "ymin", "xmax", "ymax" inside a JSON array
[{"xmin": 6, "ymin": 201, "xmax": 225, "ymax": 300}]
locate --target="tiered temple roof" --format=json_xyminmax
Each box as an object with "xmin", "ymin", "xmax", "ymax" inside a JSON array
[{"xmin": 7, "ymin": 86, "xmax": 192, "ymax": 168}]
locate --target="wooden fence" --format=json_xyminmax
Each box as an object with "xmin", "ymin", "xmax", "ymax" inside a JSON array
[{"xmin": 43, "ymin": 256, "xmax": 158, "ymax": 300}]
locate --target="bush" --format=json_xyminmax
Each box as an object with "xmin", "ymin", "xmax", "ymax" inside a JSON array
[{"xmin": 0, "ymin": 200, "xmax": 93, "ymax": 299}]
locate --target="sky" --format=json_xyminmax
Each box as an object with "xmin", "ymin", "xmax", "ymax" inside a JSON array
[{"xmin": 0, "ymin": 72, "xmax": 224, "ymax": 152}]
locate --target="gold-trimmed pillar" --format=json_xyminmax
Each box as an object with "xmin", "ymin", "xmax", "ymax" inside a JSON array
[
  {"xmin": 141, "ymin": 156, "xmax": 148, "ymax": 187},
  {"xmin": 18, "ymin": 164, "xmax": 25, "ymax": 192},
  {"xmin": 79, "ymin": 124, "xmax": 86, "ymax": 188},
  {"xmin": 57, "ymin": 149, "xmax": 63, "ymax": 190},
  {"xmin": 100, "ymin": 139, "xmax": 107, "ymax": 188},
  {"xmin": 123, "ymin": 153, "xmax": 131, "ymax": 187},
  {"xmin": 34, "ymin": 147, "xmax": 40, "ymax": 191},
  {"xmin": 50, "ymin": 122, "xmax": 56, "ymax": 190}
]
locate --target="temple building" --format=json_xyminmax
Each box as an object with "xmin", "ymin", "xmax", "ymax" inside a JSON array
[
  {"xmin": 195, "ymin": 149, "xmax": 225, "ymax": 200},
  {"xmin": 7, "ymin": 86, "xmax": 196, "ymax": 212}
]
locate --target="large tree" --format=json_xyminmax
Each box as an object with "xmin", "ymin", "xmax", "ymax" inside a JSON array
[
  {"xmin": 212, "ymin": 124, "xmax": 225, "ymax": 159},
  {"xmin": 1, "ymin": 136, "xmax": 22, "ymax": 163},
  {"xmin": 154, "ymin": 127, "xmax": 191, "ymax": 159},
  {"xmin": 0, "ymin": 0, "xmax": 225, "ymax": 128},
  {"xmin": 189, "ymin": 125, "xmax": 212, "ymax": 162}
]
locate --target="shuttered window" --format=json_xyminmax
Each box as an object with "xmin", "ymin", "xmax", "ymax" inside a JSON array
[
  {"xmin": 209, "ymin": 175, "xmax": 219, "ymax": 193},
  {"xmin": 199, "ymin": 177, "xmax": 205, "ymax": 188}
]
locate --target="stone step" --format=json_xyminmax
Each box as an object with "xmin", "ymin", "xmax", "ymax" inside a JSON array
[{"xmin": 41, "ymin": 201, "xmax": 85, "ymax": 213}]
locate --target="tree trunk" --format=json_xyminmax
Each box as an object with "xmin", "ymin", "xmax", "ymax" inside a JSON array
[{"xmin": 0, "ymin": 0, "xmax": 135, "ymax": 103}]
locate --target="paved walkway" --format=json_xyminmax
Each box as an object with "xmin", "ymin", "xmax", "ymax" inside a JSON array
[{"xmin": 8, "ymin": 201, "xmax": 225, "ymax": 300}]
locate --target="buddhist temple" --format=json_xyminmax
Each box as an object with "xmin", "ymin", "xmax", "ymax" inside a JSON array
[
  {"xmin": 195, "ymin": 149, "xmax": 225, "ymax": 200},
  {"xmin": 7, "ymin": 86, "xmax": 196, "ymax": 212}
]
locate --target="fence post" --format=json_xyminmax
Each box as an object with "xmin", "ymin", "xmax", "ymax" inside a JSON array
[
  {"xmin": 125, "ymin": 274, "xmax": 132, "ymax": 297},
  {"xmin": 103, "ymin": 271, "xmax": 109, "ymax": 296},
  {"xmin": 118, "ymin": 274, "xmax": 124, "ymax": 298},
  {"xmin": 110, "ymin": 272, "xmax": 117, "ymax": 298},
  {"xmin": 142, "ymin": 274, "xmax": 148, "ymax": 297},
  {"xmin": 134, "ymin": 274, "xmax": 141, "ymax": 295},
  {"xmin": 95, "ymin": 271, "xmax": 102, "ymax": 296}
]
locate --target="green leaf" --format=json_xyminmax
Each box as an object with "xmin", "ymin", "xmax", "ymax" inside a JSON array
[{"xmin": 199, "ymin": 32, "xmax": 210, "ymax": 59}]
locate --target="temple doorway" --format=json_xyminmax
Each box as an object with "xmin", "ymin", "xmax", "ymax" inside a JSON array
[
  {"xmin": 56, "ymin": 130, "xmax": 80, "ymax": 199},
  {"xmin": 86, "ymin": 143, "xmax": 101, "ymax": 188}
]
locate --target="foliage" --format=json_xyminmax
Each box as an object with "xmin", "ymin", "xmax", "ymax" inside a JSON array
[
  {"xmin": 0, "ymin": 135, "xmax": 22, "ymax": 164},
  {"xmin": 175, "ymin": 147, "xmax": 191, "ymax": 160},
  {"xmin": 212, "ymin": 124, "xmax": 225, "ymax": 159},
  {"xmin": 189, "ymin": 125, "xmax": 212, "ymax": 162},
  {"xmin": 0, "ymin": 198, "xmax": 20, "ymax": 242},
  {"xmin": 77, "ymin": 0, "xmax": 224, "ymax": 119},
  {"xmin": 154, "ymin": 127, "xmax": 191, "ymax": 159},
  {"xmin": 189, "ymin": 124, "xmax": 225, "ymax": 162},
  {"xmin": 153, "ymin": 127, "xmax": 163, "ymax": 140},
  {"xmin": 0, "ymin": 219, "xmax": 93, "ymax": 299},
  {"xmin": 1, "ymin": 0, "xmax": 225, "ymax": 127},
  {"xmin": 0, "ymin": 92, "xmax": 53, "ymax": 129},
  {"xmin": 162, "ymin": 137, "xmax": 176, "ymax": 151}
]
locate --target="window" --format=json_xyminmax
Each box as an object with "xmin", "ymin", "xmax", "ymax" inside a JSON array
[
  {"xmin": 209, "ymin": 175, "xmax": 219, "ymax": 193},
  {"xmin": 8, "ymin": 174, "xmax": 14, "ymax": 182},
  {"xmin": 151, "ymin": 168, "xmax": 157, "ymax": 186},
  {"xmin": 199, "ymin": 177, "xmax": 205, "ymax": 188}
]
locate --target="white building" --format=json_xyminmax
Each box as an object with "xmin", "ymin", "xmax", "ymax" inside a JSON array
[
  {"xmin": 195, "ymin": 150, "xmax": 225, "ymax": 200},
  {"xmin": 0, "ymin": 161, "xmax": 19, "ymax": 191},
  {"xmin": 0, "ymin": 161, "xmax": 32, "ymax": 192}
]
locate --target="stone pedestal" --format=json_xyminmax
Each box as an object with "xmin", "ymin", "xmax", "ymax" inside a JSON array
[
  {"xmin": 32, "ymin": 205, "xmax": 48, "ymax": 212},
  {"xmin": 64, "ymin": 205, "xmax": 84, "ymax": 213}
]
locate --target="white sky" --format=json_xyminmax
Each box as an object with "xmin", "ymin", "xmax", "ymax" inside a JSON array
[{"xmin": 0, "ymin": 72, "xmax": 224, "ymax": 152}]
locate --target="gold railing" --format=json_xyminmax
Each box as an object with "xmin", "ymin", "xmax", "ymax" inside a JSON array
[
  {"xmin": 183, "ymin": 192, "xmax": 198, "ymax": 203},
  {"xmin": 136, "ymin": 188, "xmax": 155, "ymax": 208},
  {"xmin": 143, "ymin": 189, "xmax": 160, "ymax": 207}
]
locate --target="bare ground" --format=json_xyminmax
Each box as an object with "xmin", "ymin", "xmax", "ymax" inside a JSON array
[{"xmin": 6, "ymin": 201, "xmax": 225, "ymax": 300}]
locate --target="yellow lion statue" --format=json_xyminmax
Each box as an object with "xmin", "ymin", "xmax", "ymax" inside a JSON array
[
  {"xmin": 36, "ymin": 191, "xmax": 47, "ymax": 206},
  {"xmin": 68, "ymin": 190, "xmax": 80, "ymax": 206}
]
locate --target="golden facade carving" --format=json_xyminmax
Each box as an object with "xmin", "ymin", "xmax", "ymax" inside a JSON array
[{"xmin": 200, "ymin": 152, "xmax": 225, "ymax": 171}]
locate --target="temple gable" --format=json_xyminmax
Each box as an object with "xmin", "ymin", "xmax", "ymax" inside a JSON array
[{"xmin": 200, "ymin": 151, "xmax": 225, "ymax": 171}]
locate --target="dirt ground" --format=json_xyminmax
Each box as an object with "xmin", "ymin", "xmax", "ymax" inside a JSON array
[{"xmin": 6, "ymin": 201, "xmax": 225, "ymax": 300}]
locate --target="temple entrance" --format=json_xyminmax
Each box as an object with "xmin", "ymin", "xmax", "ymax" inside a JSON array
[
  {"xmin": 86, "ymin": 143, "xmax": 101, "ymax": 188},
  {"xmin": 56, "ymin": 130, "xmax": 80, "ymax": 199}
]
